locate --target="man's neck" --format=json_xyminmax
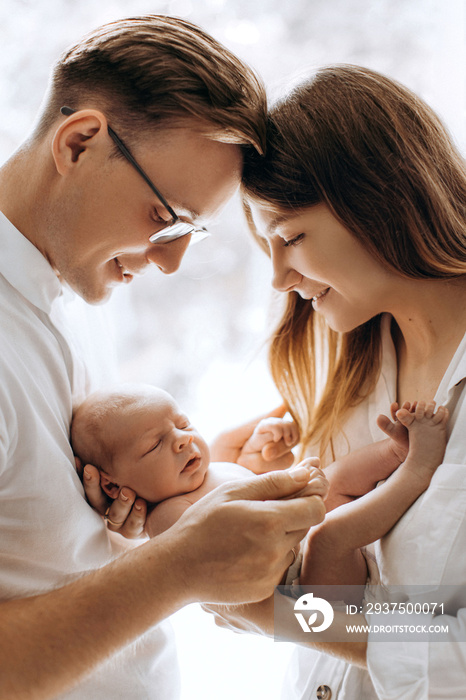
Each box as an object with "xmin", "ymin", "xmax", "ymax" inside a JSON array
[{"xmin": 0, "ymin": 138, "xmax": 55, "ymax": 256}]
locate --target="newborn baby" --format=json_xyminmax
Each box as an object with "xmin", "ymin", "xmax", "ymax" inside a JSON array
[
  {"xmin": 71, "ymin": 384, "xmax": 449, "ymax": 598},
  {"xmin": 71, "ymin": 383, "xmax": 301, "ymax": 537}
]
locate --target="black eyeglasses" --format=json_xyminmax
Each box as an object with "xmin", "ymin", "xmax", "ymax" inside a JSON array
[{"xmin": 60, "ymin": 107, "xmax": 209, "ymax": 245}]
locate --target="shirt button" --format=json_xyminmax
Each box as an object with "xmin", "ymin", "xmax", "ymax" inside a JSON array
[{"xmin": 316, "ymin": 685, "xmax": 332, "ymax": 700}]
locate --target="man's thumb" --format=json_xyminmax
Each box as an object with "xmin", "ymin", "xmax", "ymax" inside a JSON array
[{"xmin": 234, "ymin": 465, "xmax": 313, "ymax": 502}]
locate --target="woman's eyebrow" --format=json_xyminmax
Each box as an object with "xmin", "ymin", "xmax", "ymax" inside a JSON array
[{"xmin": 267, "ymin": 212, "xmax": 290, "ymax": 234}]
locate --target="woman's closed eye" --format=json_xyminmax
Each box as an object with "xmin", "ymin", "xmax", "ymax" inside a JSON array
[{"xmin": 283, "ymin": 233, "xmax": 305, "ymax": 247}]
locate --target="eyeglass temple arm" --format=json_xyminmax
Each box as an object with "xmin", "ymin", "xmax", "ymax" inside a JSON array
[{"xmin": 60, "ymin": 106, "xmax": 177, "ymax": 220}]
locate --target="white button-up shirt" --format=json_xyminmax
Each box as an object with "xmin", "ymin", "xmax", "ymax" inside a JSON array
[
  {"xmin": 0, "ymin": 212, "xmax": 178, "ymax": 699},
  {"xmin": 284, "ymin": 314, "xmax": 466, "ymax": 699}
]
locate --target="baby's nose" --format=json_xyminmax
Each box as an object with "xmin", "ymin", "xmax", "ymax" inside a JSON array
[{"xmin": 174, "ymin": 432, "xmax": 194, "ymax": 452}]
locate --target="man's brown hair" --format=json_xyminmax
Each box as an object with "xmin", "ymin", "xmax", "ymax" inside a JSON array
[{"xmin": 34, "ymin": 15, "xmax": 266, "ymax": 152}]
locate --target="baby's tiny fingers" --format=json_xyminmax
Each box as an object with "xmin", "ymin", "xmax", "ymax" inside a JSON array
[
  {"xmin": 83, "ymin": 464, "xmax": 108, "ymax": 514},
  {"xmin": 284, "ymin": 421, "xmax": 299, "ymax": 446},
  {"xmin": 297, "ymin": 457, "xmax": 321, "ymax": 471},
  {"xmin": 308, "ymin": 475, "xmax": 330, "ymax": 496},
  {"xmin": 295, "ymin": 475, "xmax": 329, "ymax": 500}
]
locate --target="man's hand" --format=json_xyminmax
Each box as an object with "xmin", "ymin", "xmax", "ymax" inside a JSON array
[
  {"xmin": 210, "ymin": 405, "xmax": 298, "ymax": 473},
  {"xmin": 76, "ymin": 459, "xmax": 147, "ymax": 539},
  {"xmin": 167, "ymin": 464, "xmax": 326, "ymax": 605}
]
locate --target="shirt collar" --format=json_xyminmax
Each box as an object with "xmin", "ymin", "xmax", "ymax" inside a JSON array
[
  {"xmin": 0, "ymin": 210, "xmax": 63, "ymax": 314},
  {"xmin": 380, "ymin": 312, "xmax": 466, "ymax": 405},
  {"xmin": 436, "ymin": 329, "xmax": 466, "ymax": 404}
]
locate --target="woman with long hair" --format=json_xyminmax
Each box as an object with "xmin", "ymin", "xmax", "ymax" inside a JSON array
[{"xmin": 212, "ymin": 64, "xmax": 466, "ymax": 698}]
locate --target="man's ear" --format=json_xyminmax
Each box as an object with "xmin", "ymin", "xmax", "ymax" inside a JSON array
[
  {"xmin": 100, "ymin": 472, "xmax": 121, "ymax": 499},
  {"xmin": 51, "ymin": 109, "xmax": 108, "ymax": 175}
]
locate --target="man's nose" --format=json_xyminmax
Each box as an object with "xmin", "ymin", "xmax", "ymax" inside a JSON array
[
  {"xmin": 174, "ymin": 432, "xmax": 194, "ymax": 453},
  {"xmin": 147, "ymin": 234, "xmax": 192, "ymax": 274}
]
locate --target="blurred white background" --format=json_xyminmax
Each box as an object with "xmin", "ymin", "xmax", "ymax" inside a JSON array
[{"xmin": 1, "ymin": 1, "xmax": 465, "ymax": 698}]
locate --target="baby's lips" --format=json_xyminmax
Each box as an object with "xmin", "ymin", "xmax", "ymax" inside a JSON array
[{"xmin": 182, "ymin": 451, "xmax": 202, "ymax": 472}]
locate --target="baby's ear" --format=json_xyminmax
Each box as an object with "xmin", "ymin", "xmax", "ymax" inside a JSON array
[{"xmin": 100, "ymin": 473, "xmax": 121, "ymax": 499}]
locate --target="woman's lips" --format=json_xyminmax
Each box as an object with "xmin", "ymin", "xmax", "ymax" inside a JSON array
[{"xmin": 311, "ymin": 287, "xmax": 330, "ymax": 308}]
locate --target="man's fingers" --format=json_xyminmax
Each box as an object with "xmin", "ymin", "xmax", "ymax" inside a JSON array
[
  {"xmin": 118, "ymin": 498, "xmax": 147, "ymax": 539},
  {"xmin": 104, "ymin": 488, "xmax": 136, "ymax": 531},
  {"xmin": 82, "ymin": 466, "xmax": 147, "ymax": 538},
  {"xmin": 83, "ymin": 464, "xmax": 108, "ymax": 514},
  {"xmin": 222, "ymin": 472, "xmax": 326, "ymax": 534},
  {"xmin": 280, "ymin": 495, "xmax": 326, "ymax": 533},
  {"xmin": 225, "ymin": 465, "xmax": 317, "ymax": 502}
]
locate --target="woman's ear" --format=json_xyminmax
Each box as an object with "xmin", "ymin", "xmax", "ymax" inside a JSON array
[
  {"xmin": 51, "ymin": 109, "xmax": 108, "ymax": 175},
  {"xmin": 100, "ymin": 472, "xmax": 121, "ymax": 499}
]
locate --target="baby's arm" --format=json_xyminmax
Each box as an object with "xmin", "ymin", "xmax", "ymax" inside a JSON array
[
  {"xmin": 324, "ymin": 402, "xmax": 410, "ymax": 511},
  {"xmin": 300, "ymin": 401, "xmax": 449, "ymax": 599},
  {"xmin": 237, "ymin": 417, "xmax": 299, "ymax": 474}
]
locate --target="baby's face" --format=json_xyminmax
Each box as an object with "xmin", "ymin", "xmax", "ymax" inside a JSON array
[{"xmin": 107, "ymin": 390, "xmax": 210, "ymax": 503}]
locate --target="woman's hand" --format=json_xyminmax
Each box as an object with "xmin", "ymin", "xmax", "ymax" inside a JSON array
[
  {"xmin": 210, "ymin": 405, "xmax": 297, "ymax": 472},
  {"xmin": 202, "ymin": 594, "xmax": 276, "ymax": 637},
  {"xmin": 203, "ymin": 590, "xmax": 368, "ymax": 667},
  {"xmin": 76, "ymin": 459, "xmax": 147, "ymax": 539}
]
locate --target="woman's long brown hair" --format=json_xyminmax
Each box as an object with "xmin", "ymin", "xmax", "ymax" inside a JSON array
[{"xmin": 242, "ymin": 64, "xmax": 466, "ymax": 461}]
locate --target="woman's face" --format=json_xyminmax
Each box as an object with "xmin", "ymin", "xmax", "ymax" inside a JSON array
[{"xmin": 250, "ymin": 201, "xmax": 397, "ymax": 333}]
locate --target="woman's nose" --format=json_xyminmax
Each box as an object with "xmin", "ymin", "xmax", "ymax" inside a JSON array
[
  {"xmin": 147, "ymin": 234, "xmax": 192, "ymax": 274},
  {"xmin": 173, "ymin": 432, "xmax": 194, "ymax": 453},
  {"xmin": 271, "ymin": 256, "xmax": 302, "ymax": 293}
]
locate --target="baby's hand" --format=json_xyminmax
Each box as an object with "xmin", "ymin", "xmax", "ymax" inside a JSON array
[
  {"xmin": 237, "ymin": 417, "xmax": 299, "ymax": 474},
  {"xmin": 250, "ymin": 417, "xmax": 299, "ymax": 452},
  {"xmin": 285, "ymin": 458, "xmax": 330, "ymax": 501}
]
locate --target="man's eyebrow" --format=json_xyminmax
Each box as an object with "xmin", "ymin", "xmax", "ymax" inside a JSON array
[
  {"xmin": 167, "ymin": 198, "xmax": 200, "ymax": 222},
  {"xmin": 180, "ymin": 205, "xmax": 201, "ymax": 221}
]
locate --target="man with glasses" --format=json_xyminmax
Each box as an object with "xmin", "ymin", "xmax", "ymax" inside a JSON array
[{"xmin": 0, "ymin": 15, "xmax": 325, "ymax": 700}]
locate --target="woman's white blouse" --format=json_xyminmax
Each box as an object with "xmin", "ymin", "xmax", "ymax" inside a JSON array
[{"xmin": 284, "ymin": 314, "xmax": 466, "ymax": 699}]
